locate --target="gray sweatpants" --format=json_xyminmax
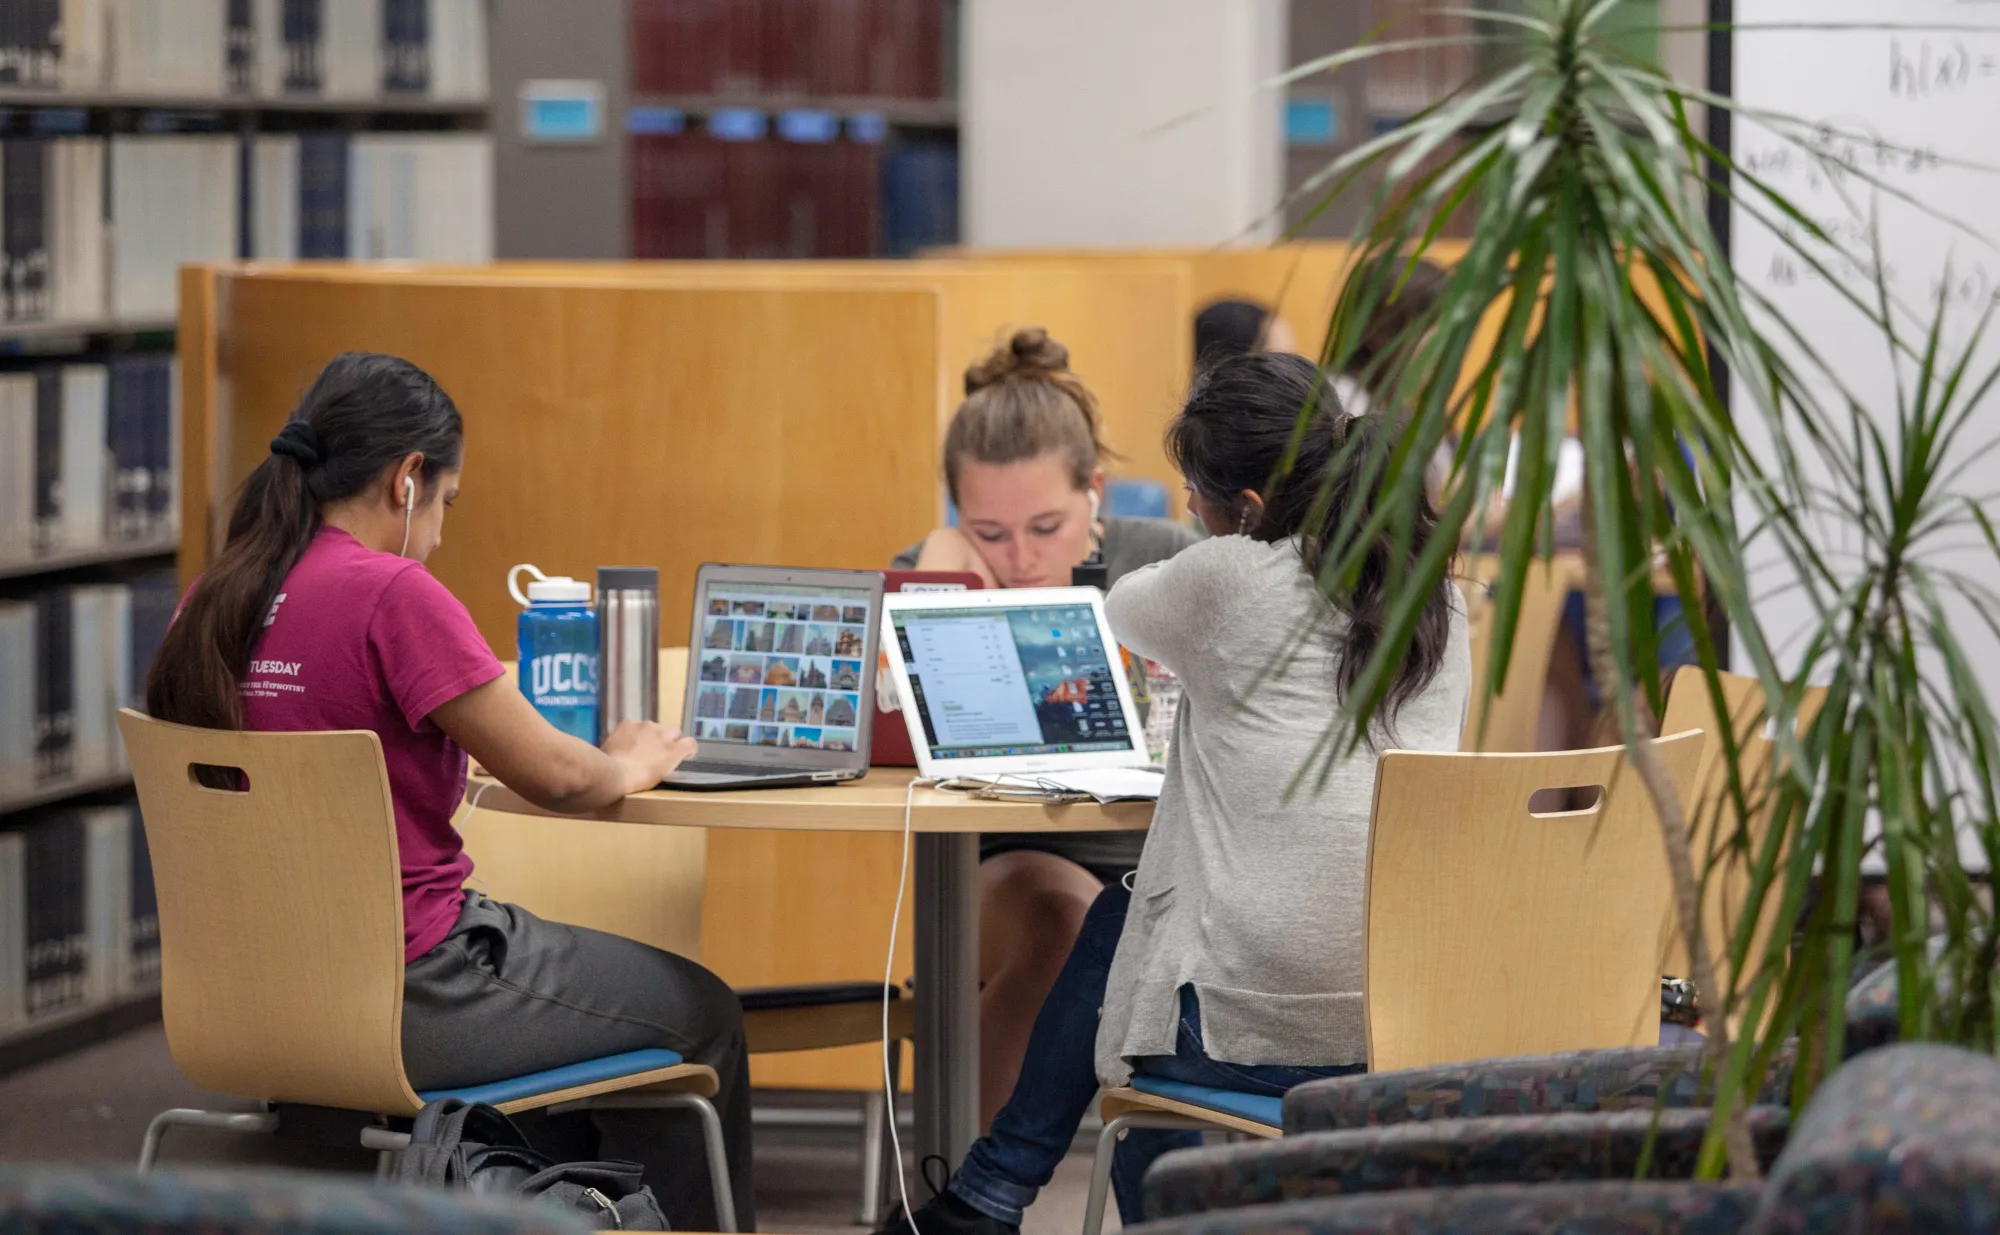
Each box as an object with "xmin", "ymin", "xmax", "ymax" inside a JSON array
[{"xmin": 403, "ymin": 892, "xmax": 754, "ymax": 1231}]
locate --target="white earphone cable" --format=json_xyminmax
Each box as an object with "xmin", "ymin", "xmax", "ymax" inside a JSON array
[
  {"xmin": 399, "ymin": 476, "xmax": 415, "ymax": 558},
  {"xmin": 885, "ymin": 775, "xmax": 933, "ymax": 1232}
]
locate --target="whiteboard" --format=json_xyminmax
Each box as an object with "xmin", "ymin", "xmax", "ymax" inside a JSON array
[{"xmin": 1732, "ymin": 2, "xmax": 2000, "ymax": 867}]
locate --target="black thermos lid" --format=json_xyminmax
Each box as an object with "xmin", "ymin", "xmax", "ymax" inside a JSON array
[
  {"xmin": 1071, "ymin": 554, "xmax": 1108, "ymax": 592},
  {"xmin": 596, "ymin": 566, "xmax": 659, "ymax": 592}
]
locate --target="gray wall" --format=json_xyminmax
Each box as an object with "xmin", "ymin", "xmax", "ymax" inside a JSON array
[
  {"xmin": 962, "ymin": 0, "xmax": 1286, "ymax": 248},
  {"xmin": 489, "ymin": 0, "xmax": 630, "ymax": 259}
]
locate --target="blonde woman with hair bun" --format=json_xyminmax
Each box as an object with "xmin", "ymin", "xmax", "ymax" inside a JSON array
[{"xmin": 890, "ymin": 327, "xmax": 1200, "ymax": 1129}]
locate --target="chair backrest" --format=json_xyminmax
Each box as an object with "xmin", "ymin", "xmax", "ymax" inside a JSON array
[
  {"xmin": 1656, "ymin": 667, "xmax": 1827, "ymax": 991},
  {"xmin": 115, "ymin": 708, "xmax": 422, "ymax": 1115},
  {"xmin": 1363, "ymin": 730, "xmax": 1705, "ymax": 1073},
  {"xmin": 1459, "ymin": 553, "xmax": 1585, "ymax": 753}
]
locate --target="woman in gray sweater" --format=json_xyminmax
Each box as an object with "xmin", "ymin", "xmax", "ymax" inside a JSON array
[{"xmin": 878, "ymin": 352, "xmax": 1470, "ymax": 1235}]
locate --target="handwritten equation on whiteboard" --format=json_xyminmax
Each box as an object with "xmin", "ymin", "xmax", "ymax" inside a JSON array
[
  {"xmin": 1888, "ymin": 39, "xmax": 2000, "ymax": 99},
  {"xmin": 1734, "ymin": 16, "xmax": 2000, "ymax": 315}
]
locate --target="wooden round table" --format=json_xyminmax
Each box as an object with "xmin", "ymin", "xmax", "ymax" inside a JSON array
[{"xmin": 471, "ymin": 770, "xmax": 1153, "ymax": 1171}]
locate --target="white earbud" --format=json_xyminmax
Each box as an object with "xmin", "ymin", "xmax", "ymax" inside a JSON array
[
  {"xmin": 1088, "ymin": 489, "xmax": 1102, "ymax": 523},
  {"xmin": 399, "ymin": 475, "xmax": 416, "ymax": 558}
]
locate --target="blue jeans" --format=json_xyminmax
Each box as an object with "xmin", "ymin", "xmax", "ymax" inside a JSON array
[
  {"xmin": 949, "ymin": 884, "xmax": 1362, "ymax": 1226},
  {"xmin": 1562, "ymin": 592, "xmax": 1699, "ymax": 710}
]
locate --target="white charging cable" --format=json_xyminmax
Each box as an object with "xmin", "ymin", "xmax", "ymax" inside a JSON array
[
  {"xmin": 456, "ymin": 776, "xmax": 499, "ymax": 894},
  {"xmin": 885, "ymin": 775, "xmax": 936, "ymax": 1233}
]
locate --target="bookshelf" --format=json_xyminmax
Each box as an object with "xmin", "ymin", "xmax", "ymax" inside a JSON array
[
  {"xmin": 0, "ymin": 757, "xmax": 137, "ymax": 819},
  {"xmin": 0, "ymin": 318, "xmax": 177, "ymax": 346},
  {"xmin": 630, "ymin": 93, "xmax": 960, "ymax": 130},
  {"xmin": 0, "ymin": 0, "xmax": 496, "ymax": 1070},
  {"xmin": 0, "ymin": 537, "xmax": 177, "ymax": 583},
  {"xmin": 626, "ymin": 0, "xmax": 962, "ymax": 259},
  {"xmin": 0, "ymin": 88, "xmax": 487, "ymax": 118}
]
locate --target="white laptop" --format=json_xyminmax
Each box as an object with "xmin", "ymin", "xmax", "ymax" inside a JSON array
[
  {"xmin": 671, "ymin": 563, "xmax": 885, "ymax": 790},
  {"xmin": 879, "ymin": 586, "xmax": 1152, "ymax": 780}
]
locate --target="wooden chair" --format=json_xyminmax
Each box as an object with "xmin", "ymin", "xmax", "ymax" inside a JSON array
[
  {"xmin": 470, "ymin": 648, "xmax": 916, "ymax": 1224},
  {"xmin": 1657, "ymin": 668, "xmax": 1827, "ymax": 1006},
  {"xmin": 1458, "ymin": 553, "xmax": 1588, "ymax": 753},
  {"xmin": 1080, "ymin": 732, "xmax": 1705, "ymax": 1235},
  {"xmin": 115, "ymin": 709, "xmax": 738, "ymax": 1231}
]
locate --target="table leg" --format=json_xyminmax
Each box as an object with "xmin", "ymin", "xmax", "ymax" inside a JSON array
[{"xmin": 913, "ymin": 832, "xmax": 980, "ymax": 1170}]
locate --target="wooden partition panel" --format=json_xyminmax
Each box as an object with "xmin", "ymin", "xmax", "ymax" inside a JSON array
[
  {"xmin": 226, "ymin": 259, "xmax": 1197, "ymax": 501},
  {"xmin": 200, "ymin": 270, "xmax": 941, "ymax": 652}
]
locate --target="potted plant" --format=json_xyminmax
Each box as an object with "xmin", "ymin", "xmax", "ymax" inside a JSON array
[{"xmin": 1294, "ymin": 0, "xmax": 2000, "ymax": 1178}]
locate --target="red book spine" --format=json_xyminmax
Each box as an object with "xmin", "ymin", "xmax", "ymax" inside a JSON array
[
  {"xmin": 630, "ymin": 0, "xmax": 664, "ymax": 94},
  {"xmin": 663, "ymin": 0, "xmax": 722, "ymax": 95},
  {"xmin": 631, "ymin": 134, "xmax": 657, "ymax": 256},
  {"xmin": 868, "ymin": 0, "xmax": 924, "ymax": 98},
  {"xmin": 779, "ymin": 141, "xmax": 817, "ymax": 258},
  {"xmin": 699, "ymin": 0, "xmax": 732, "ymax": 94},
  {"xmin": 639, "ymin": 131, "xmax": 726, "ymax": 258},
  {"xmin": 723, "ymin": 0, "xmax": 763, "ymax": 95},
  {"xmin": 811, "ymin": 0, "xmax": 867, "ymax": 97},
  {"xmin": 721, "ymin": 137, "xmax": 777, "ymax": 258},
  {"xmin": 762, "ymin": 0, "xmax": 810, "ymax": 97},
  {"xmin": 913, "ymin": 0, "xmax": 942, "ymax": 98}
]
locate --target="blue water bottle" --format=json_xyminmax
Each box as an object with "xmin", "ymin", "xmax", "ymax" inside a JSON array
[{"xmin": 509, "ymin": 564, "xmax": 599, "ymax": 742}]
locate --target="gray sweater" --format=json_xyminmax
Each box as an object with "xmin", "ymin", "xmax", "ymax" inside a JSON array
[{"xmin": 1095, "ymin": 535, "xmax": 1469, "ymax": 1082}]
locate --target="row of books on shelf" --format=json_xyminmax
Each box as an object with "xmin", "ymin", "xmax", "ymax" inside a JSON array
[
  {"xmin": 251, "ymin": 130, "xmax": 494, "ymax": 262},
  {"xmin": 0, "ymin": 797, "xmax": 159, "ymax": 1036},
  {"xmin": 0, "ymin": 131, "xmax": 494, "ymax": 324},
  {"xmin": 632, "ymin": 0, "xmax": 947, "ymax": 101},
  {"xmin": 0, "ymin": 355, "xmax": 178, "ymax": 556},
  {"xmin": 0, "ymin": 572, "xmax": 177, "ymax": 790},
  {"xmin": 0, "ymin": 0, "xmax": 487, "ymax": 103},
  {"xmin": 631, "ymin": 131, "xmax": 956, "ymax": 259}
]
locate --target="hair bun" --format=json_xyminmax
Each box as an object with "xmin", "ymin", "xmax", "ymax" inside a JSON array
[{"xmin": 965, "ymin": 327, "xmax": 1071, "ymax": 395}]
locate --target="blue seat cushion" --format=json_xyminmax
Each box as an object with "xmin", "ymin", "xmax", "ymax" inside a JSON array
[
  {"xmin": 1130, "ymin": 1076, "xmax": 1282, "ymax": 1129},
  {"xmin": 417, "ymin": 1048, "xmax": 686, "ymax": 1107}
]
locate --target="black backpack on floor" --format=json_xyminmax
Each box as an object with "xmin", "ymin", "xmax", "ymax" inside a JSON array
[{"xmin": 398, "ymin": 1097, "xmax": 671, "ymax": 1230}]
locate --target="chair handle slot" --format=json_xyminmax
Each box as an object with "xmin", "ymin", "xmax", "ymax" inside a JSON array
[
  {"xmin": 189, "ymin": 763, "xmax": 251, "ymax": 793},
  {"xmin": 1528, "ymin": 784, "xmax": 1604, "ymax": 816}
]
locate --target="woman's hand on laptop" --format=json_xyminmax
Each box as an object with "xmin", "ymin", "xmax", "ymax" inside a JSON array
[
  {"xmin": 605, "ymin": 720, "xmax": 700, "ymax": 794},
  {"xmin": 435, "ymin": 678, "xmax": 696, "ymax": 813}
]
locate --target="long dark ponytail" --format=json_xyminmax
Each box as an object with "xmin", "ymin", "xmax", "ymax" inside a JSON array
[
  {"xmin": 1166, "ymin": 351, "xmax": 1452, "ymax": 721},
  {"xmin": 148, "ymin": 352, "xmax": 463, "ymax": 730}
]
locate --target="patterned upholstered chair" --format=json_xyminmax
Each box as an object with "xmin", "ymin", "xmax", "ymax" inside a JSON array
[
  {"xmin": 0, "ymin": 1166, "xmax": 593, "ymax": 1235},
  {"xmin": 1129, "ymin": 1181, "xmax": 1764, "ymax": 1235},
  {"xmin": 1143, "ymin": 1106, "xmax": 1792, "ymax": 1218},
  {"xmin": 1752, "ymin": 1042, "xmax": 2000, "ymax": 1233},
  {"xmin": 1124, "ymin": 1044, "xmax": 2000, "ymax": 1235},
  {"xmin": 1281, "ymin": 1043, "xmax": 1801, "ymax": 1134}
]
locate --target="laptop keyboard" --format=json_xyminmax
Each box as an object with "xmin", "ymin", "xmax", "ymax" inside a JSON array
[{"xmin": 673, "ymin": 759, "xmax": 800, "ymax": 778}]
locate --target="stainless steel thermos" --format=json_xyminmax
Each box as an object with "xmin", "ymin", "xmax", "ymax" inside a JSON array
[{"xmin": 596, "ymin": 566, "xmax": 660, "ymax": 741}]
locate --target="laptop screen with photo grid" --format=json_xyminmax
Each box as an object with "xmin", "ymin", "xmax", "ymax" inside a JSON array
[{"xmin": 692, "ymin": 581, "xmax": 875, "ymax": 755}]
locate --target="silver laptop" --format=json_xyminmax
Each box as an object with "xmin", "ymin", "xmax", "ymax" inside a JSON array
[{"xmin": 665, "ymin": 563, "xmax": 885, "ymax": 790}]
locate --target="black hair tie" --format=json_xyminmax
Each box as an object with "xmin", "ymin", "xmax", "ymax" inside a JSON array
[{"xmin": 270, "ymin": 421, "xmax": 325, "ymax": 467}]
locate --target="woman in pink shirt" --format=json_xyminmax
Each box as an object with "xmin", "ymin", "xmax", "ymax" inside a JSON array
[{"xmin": 146, "ymin": 352, "xmax": 750, "ymax": 1231}]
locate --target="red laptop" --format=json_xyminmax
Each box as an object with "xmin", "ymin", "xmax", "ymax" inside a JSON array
[{"xmin": 871, "ymin": 570, "xmax": 985, "ymax": 767}]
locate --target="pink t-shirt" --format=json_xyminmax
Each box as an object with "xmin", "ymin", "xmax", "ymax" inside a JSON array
[{"xmin": 240, "ymin": 526, "xmax": 504, "ymax": 962}]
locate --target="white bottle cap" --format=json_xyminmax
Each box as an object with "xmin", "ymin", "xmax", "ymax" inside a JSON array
[{"xmin": 527, "ymin": 576, "xmax": 591, "ymax": 603}]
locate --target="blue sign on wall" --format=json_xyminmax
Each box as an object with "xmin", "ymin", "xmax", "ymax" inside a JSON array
[
  {"xmin": 1285, "ymin": 98, "xmax": 1340, "ymax": 146},
  {"xmin": 520, "ymin": 80, "xmax": 606, "ymax": 144}
]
